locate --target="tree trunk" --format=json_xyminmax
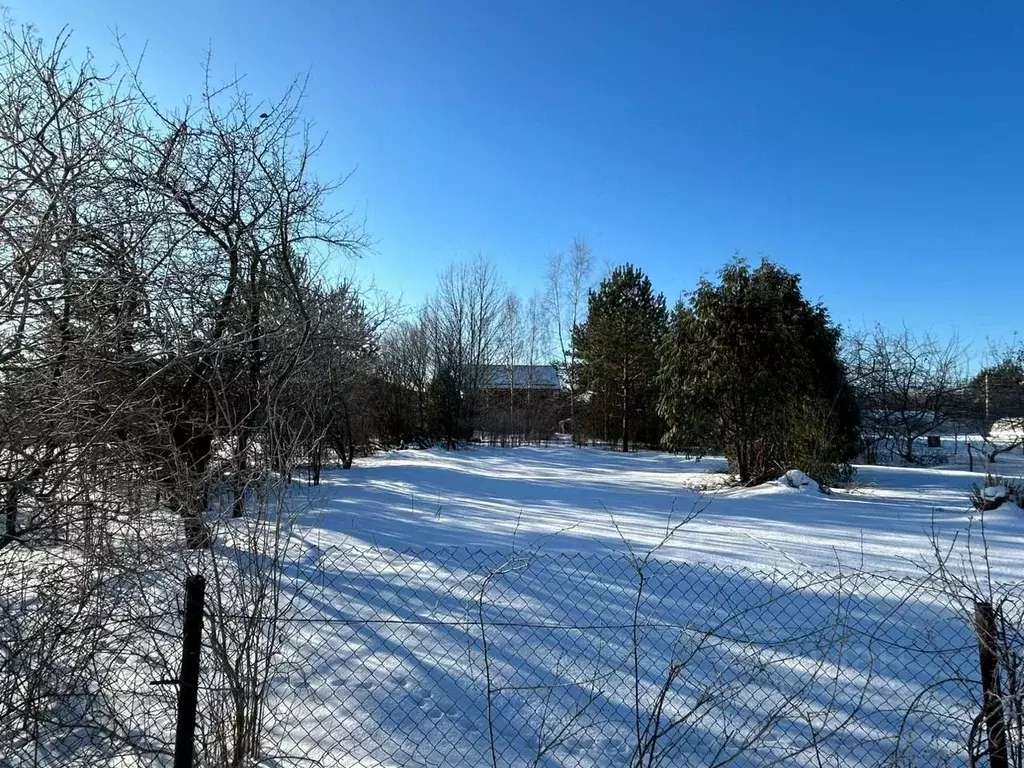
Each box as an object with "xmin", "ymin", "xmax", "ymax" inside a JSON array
[
  {"xmin": 341, "ymin": 405, "xmax": 355, "ymax": 470},
  {"xmin": 182, "ymin": 503, "xmax": 212, "ymax": 549},
  {"xmin": 232, "ymin": 431, "xmax": 249, "ymax": 518},
  {"xmin": 621, "ymin": 378, "xmax": 629, "ymax": 453},
  {"xmin": 526, "ymin": 388, "xmax": 533, "ymax": 443},
  {"xmin": 171, "ymin": 423, "xmax": 214, "ymax": 549},
  {"xmin": 2, "ymin": 484, "xmax": 17, "ymax": 546},
  {"xmin": 603, "ymin": 396, "xmax": 610, "ymax": 446},
  {"xmin": 311, "ymin": 440, "xmax": 322, "ymax": 486},
  {"xmin": 83, "ymin": 501, "xmax": 94, "ymax": 551},
  {"xmin": 509, "ymin": 380, "xmax": 514, "ymax": 445},
  {"xmin": 736, "ymin": 440, "xmax": 750, "ymax": 485},
  {"xmin": 569, "ymin": 381, "xmax": 576, "ymax": 445}
]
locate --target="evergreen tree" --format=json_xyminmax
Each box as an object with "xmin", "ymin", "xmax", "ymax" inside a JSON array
[
  {"xmin": 572, "ymin": 264, "xmax": 667, "ymax": 451},
  {"xmin": 659, "ymin": 258, "xmax": 859, "ymax": 485}
]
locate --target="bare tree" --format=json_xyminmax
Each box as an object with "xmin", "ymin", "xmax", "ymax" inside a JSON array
[
  {"xmin": 846, "ymin": 326, "xmax": 968, "ymax": 464},
  {"xmin": 498, "ymin": 291, "xmax": 524, "ymax": 444},
  {"xmin": 424, "ymin": 256, "xmax": 504, "ymax": 445},
  {"xmin": 522, "ymin": 291, "xmax": 552, "ymax": 441},
  {"xmin": 545, "ymin": 238, "xmax": 592, "ymax": 443},
  {"xmin": 0, "ymin": 18, "xmax": 163, "ymax": 551},
  {"xmin": 118, "ymin": 46, "xmax": 366, "ymax": 543},
  {"xmin": 0, "ymin": 15, "xmax": 380, "ymax": 767},
  {"xmin": 376, "ymin": 318, "xmax": 432, "ymax": 447},
  {"xmin": 298, "ymin": 280, "xmax": 393, "ymax": 476}
]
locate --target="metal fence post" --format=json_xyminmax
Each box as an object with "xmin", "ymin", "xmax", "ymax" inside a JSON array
[
  {"xmin": 174, "ymin": 574, "xmax": 206, "ymax": 768},
  {"xmin": 974, "ymin": 600, "xmax": 1009, "ymax": 768}
]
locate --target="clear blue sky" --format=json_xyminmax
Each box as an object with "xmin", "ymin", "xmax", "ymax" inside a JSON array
[{"xmin": 13, "ymin": 1, "xmax": 1024, "ymax": 359}]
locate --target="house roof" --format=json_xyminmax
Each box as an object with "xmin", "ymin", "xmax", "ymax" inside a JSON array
[{"xmin": 481, "ymin": 365, "xmax": 560, "ymax": 389}]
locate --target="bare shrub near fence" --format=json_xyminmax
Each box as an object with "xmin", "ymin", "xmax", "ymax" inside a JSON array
[
  {"xmin": 0, "ymin": 539, "xmax": 179, "ymax": 766},
  {"xmin": 0, "ymin": 554, "xmax": 107, "ymax": 758},
  {"xmin": 0, "ymin": 473, "xmax": 316, "ymax": 767},
  {"xmin": 192, "ymin": 475, "xmax": 308, "ymax": 768}
]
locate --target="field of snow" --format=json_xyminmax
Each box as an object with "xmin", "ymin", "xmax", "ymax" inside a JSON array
[
  {"xmin": 239, "ymin": 445, "xmax": 1024, "ymax": 767},
  {"xmin": 9, "ymin": 445, "xmax": 1024, "ymax": 767},
  {"xmin": 295, "ymin": 444, "xmax": 1024, "ymax": 580}
]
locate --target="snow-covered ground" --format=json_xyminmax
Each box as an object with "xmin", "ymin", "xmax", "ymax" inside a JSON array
[
  {"xmin": 9, "ymin": 445, "xmax": 1024, "ymax": 767},
  {"xmin": 294, "ymin": 444, "xmax": 1024, "ymax": 580},
  {"xmin": 241, "ymin": 445, "xmax": 1024, "ymax": 767}
]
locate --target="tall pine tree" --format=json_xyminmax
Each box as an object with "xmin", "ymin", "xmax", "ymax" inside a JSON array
[
  {"xmin": 659, "ymin": 258, "xmax": 859, "ymax": 485},
  {"xmin": 572, "ymin": 264, "xmax": 667, "ymax": 451}
]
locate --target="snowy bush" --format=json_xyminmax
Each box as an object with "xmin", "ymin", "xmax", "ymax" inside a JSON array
[
  {"xmin": 969, "ymin": 474, "xmax": 1024, "ymax": 511},
  {"xmin": 780, "ymin": 469, "xmax": 819, "ymax": 492}
]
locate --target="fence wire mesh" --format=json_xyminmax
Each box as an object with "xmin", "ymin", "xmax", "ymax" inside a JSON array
[{"xmin": 3, "ymin": 544, "xmax": 1021, "ymax": 767}]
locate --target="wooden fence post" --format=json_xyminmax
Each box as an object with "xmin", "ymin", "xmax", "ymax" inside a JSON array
[
  {"xmin": 975, "ymin": 600, "xmax": 1009, "ymax": 768},
  {"xmin": 174, "ymin": 574, "xmax": 206, "ymax": 768}
]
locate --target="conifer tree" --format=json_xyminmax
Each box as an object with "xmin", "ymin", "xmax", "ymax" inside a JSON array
[
  {"xmin": 572, "ymin": 264, "xmax": 667, "ymax": 451},
  {"xmin": 659, "ymin": 258, "xmax": 859, "ymax": 485}
]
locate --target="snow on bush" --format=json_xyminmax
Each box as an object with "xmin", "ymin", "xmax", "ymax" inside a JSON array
[
  {"xmin": 969, "ymin": 474, "xmax": 1024, "ymax": 511},
  {"xmin": 984, "ymin": 485, "xmax": 1009, "ymax": 503},
  {"xmin": 777, "ymin": 469, "xmax": 822, "ymax": 493}
]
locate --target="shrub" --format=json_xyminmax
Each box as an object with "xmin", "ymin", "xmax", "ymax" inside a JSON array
[{"xmin": 969, "ymin": 474, "xmax": 1024, "ymax": 511}]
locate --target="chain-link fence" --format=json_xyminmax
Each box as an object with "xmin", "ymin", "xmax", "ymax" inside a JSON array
[{"xmin": 4, "ymin": 544, "xmax": 1022, "ymax": 767}]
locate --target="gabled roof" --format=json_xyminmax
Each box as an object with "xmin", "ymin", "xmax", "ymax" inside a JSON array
[{"xmin": 481, "ymin": 365, "xmax": 560, "ymax": 389}]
